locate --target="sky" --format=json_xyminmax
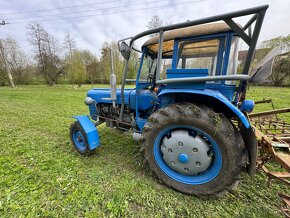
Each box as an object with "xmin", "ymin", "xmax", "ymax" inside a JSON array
[{"xmin": 0, "ymin": 0, "xmax": 290, "ymax": 58}]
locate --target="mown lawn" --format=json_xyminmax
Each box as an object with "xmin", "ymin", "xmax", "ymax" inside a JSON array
[{"xmin": 0, "ymin": 85, "xmax": 289, "ymax": 217}]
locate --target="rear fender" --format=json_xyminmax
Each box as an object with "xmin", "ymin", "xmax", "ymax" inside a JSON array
[
  {"xmin": 240, "ymin": 124, "xmax": 257, "ymax": 177},
  {"xmin": 158, "ymin": 89, "xmax": 251, "ymax": 129},
  {"xmin": 73, "ymin": 115, "xmax": 100, "ymax": 150}
]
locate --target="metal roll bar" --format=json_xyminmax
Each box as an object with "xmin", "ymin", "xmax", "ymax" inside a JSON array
[
  {"xmin": 118, "ymin": 4, "xmax": 269, "ymax": 122},
  {"xmin": 156, "ymin": 75, "xmax": 250, "ymax": 85}
]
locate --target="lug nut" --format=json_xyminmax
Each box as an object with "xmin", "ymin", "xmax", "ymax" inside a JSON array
[
  {"xmin": 184, "ymin": 168, "xmax": 189, "ymax": 172},
  {"xmin": 196, "ymin": 162, "xmax": 201, "ymax": 166},
  {"xmin": 168, "ymin": 148, "xmax": 173, "ymax": 153},
  {"xmin": 193, "ymin": 148, "xmax": 198, "ymax": 152},
  {"xmin": 171, "ymin": 161, "xmax": 175, "ymax": 165},
  {"xmin": 178, "ymin": 141, "xmax": 183, "ymax": 146}
]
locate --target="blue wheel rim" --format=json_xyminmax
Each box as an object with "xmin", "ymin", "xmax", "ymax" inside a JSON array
[
  {"xmin": 153, "ymin": 125, "xmax": 222, "ymax": 185},
  {"xmin": 73, "ymin": 130, "xmax": 86, "ymax": 152}
]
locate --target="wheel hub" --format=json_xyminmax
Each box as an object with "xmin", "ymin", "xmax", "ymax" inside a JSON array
[
  {"xmin": 178, "ymin": 153, "xmax": 189, "ymax": 163},
  {"xmin": 73, "ymin": 130, "xmax": 86, "ymax": 151},
  {"xmin": 160, "ymin": 129, "xmax": 213, "ymax": 175},
  {"xmin": 76, "ymin": 132, "xmax": 84, "ymax": 143}
]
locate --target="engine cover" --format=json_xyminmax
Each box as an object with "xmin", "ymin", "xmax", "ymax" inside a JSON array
[{"xmin": 87, "ymin": 88, "xmax": 157, "ymax": 111}]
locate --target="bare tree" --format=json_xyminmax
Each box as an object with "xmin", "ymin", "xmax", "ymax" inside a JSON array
[
  {"xmin": 146, "ymin": 15, "xmax": 163, "ymax": 37},
  {"xmin": 27, "ymin": 22, "xmax": 62, "ymax": 86},
  {"xmin": 0, "ymin": 39, "xmax": 15, "ymax": 88},
  {"xmin": 1, "ymin": 37, "xmax": 30, "ymax": 84},
  {"xmin": 44, "ymin": 32, "xmax": 62, "ymax": 85},
  {"xmin": 64, "ymin": 33, "xmax": 76, "ymax": 61},
  {"xmin": 27, "ymin": 22, "xmax": 46, "ymax": 72}
]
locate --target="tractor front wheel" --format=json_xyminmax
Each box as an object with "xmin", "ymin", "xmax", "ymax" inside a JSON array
[
  {"xmin": 70, "ymin": 121, "xmax": 95, "ymax": 155},
  {"xmin": 142, "ymin": 103, "xmax": 246, "ymax": 197}
]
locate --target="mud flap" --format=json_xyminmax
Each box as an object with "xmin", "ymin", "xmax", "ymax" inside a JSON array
[
  {"xmin": 240, "ymin": 125, "xmax": 257, "ymax": 177},
  {"xmin": 73, "ymin": 115, "xmax": 100, "ymax": 151}
]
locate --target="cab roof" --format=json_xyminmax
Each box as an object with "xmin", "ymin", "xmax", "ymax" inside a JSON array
[{"xmin": 142, "ymin": 22, "xmax": 233, "ymax": 56}]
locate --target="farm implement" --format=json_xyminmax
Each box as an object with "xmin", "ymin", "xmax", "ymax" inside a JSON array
[
  {"xmin": 70, "ymin": 5, "xmax": 273, "ymax": 197},
  {"xmin": 249, "ymin": 99, "xmax": 290, "ymax": 216}
]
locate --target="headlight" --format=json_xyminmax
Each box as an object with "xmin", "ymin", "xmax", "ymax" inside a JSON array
[{"xmin": 84, "ymin": 97, "xmax": 95, "ymax": 105}]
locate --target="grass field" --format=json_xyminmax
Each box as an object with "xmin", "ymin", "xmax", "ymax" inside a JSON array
[{"xmin": 0, "ymin": 85, "xmax": 289, "ymax": 217}]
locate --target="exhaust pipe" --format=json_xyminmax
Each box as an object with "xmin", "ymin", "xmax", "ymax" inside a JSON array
[{"xmin": 109, "ymin": 48, "xmax": 117, "ymax": 107}]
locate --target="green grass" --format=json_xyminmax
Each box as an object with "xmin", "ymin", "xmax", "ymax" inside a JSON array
[{"xmin": 0, "ymin": 85, "xmax": 289, "ymax": 217}]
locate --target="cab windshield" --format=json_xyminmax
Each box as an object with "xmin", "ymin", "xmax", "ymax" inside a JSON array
[
  {"xmin": 139, "ymin": 55, "xmax": 157, "ymax": 81},
  {"xmin": 176, "ymin": 38, "xmax": 221, "ymax": 76}
]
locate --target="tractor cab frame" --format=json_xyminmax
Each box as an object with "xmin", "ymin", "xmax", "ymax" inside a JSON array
[
  {"xmin": 131, "ymin": 26, "xmax": 242, "ymax": 130},
  {"xmin": 116, "ymin": 4, "xmax": 268, "ymax": 131}
]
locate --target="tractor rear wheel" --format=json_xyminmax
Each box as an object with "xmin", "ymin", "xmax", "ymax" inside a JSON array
[{"xmin": 142, "ymin": 103, "xmax": 246, "ymax": 197}]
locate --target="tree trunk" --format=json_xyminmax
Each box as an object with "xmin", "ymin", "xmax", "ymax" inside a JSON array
[{"xmin": 0, "ymin": 40, "xmax": 15, "ymax": 88}]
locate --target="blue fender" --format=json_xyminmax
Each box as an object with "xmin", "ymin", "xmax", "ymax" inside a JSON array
[
  {"xmin": 73, "ymin": 115, "xmax": 100, "ymax": 150},
  {"xmin": 158, "ymin": 89, "xmax": 251, "ymax": 129}
]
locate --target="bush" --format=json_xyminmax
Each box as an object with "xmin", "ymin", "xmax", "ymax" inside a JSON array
[{"xmin": 271, "ymin": 57, "xmax": 290, "ymax": 86}]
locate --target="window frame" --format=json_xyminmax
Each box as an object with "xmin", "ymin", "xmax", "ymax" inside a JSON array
[{"xmin": 171, "ymin": 32, "xmax": 235, "ymax": 83}]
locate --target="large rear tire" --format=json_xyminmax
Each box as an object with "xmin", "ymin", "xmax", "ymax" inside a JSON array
[{"xmin": 142, "ymin": 103, "xmax": 246, "ymax": 197}]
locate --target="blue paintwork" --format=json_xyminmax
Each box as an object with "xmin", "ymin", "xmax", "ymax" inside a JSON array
[
  {"xmin": 172, "ymin": 40, "xmax": 179, "ymax": 68},
  {"xmin": 221, "ymin": 33, "xmax": 233, "ymax": 77},
  {"xmin": 129, "ymin": 90, "xmax": 157, "ymax": 111},
  {"xmin": 216, "ymin": 37, "xmax": 226, "ymax": 76},
  {"xmin": 72, "ymin": 130, "xmax": 86, "ymax": 152},
  {"xmin": 135, "ymin": 50, "xmax": 145, "ymax": 119},
  {"xmin": 153, "ymin": 125, "xmax": 222, "ymax": 185},
  {"xmin": 178, "ymin": 153, "xmax": 189, "ymax": 163},
  {"xmin": 205, "ymin": 83, "xmax": 236, "ymax": 100},
  {"xmin": 240, "ymin": 100, "xmax": 255, "ymax": 113},
  {"xmin": 137, "ymin": 82, "xmax": 151, "ymax": 90},
  {"xmin": 73, "ymin": 115, "xmax": 100, "ymax": 151},
  {"xmin": 166, "ymin": 68, "xmax": 209, "ymax": 78},
  {"xmin": 87, "ymin": 88, "xmax": 157, "ymax": 112},
  {"xmin": 166, "ymin": 68, "xmax": 209, "ymax": 90},
  {"xmin": 88, "ymin": 104, "xmax": 98, "ymax": 120},
  {"xmin": 87, "ymin": 88, "xmax": 133, "ymax": 105},
  {"xmin": 158, "ymin": 89, "xmax": 251, "ymax": 129},
  {"xmin": 136, "ymin": 118, "xmax": 147, "ymax": 130}
]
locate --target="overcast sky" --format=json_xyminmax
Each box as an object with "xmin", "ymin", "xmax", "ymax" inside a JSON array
[{"xmin": 1, "ymin": 0, "xmax": 290, "ymax": 58}]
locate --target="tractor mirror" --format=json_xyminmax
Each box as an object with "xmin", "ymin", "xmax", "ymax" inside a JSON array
[{"xmin": 119, "ymin": 41, "xmax": 131, "ymax": 60}]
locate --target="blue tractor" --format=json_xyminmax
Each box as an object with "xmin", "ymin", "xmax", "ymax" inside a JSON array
[{"xmin": 70, "ymin": 5, "xmax": 269, "ymax": 196}]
